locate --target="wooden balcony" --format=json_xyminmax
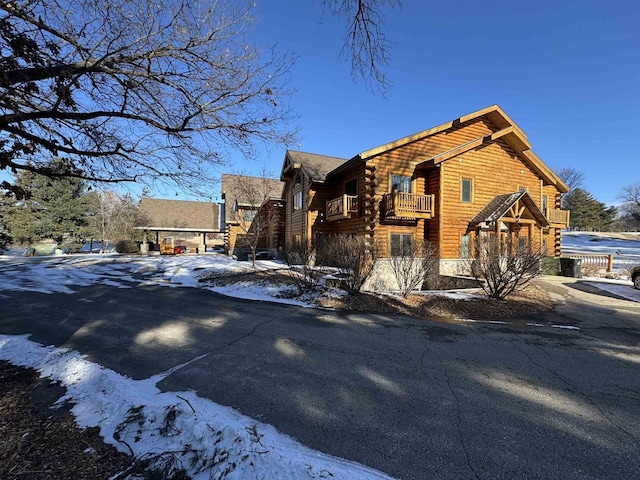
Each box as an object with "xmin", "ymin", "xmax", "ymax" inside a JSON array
[
  {"xmin": 546, "ymin": 208, "xmax": 570, "ymax": 228},
  {"xmin": 383, "ymin": 192, "xmax": 435, "ymax": 219},
  {"xmin": 326, "ymin": 195, "xmax": 359, "ymax": 221}
]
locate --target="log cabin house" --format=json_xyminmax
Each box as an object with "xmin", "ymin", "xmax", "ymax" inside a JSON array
[
  {"xmin": 221, "ymin": 174, "xmax": 285, "ymax": 257},
  {"xmin": 279, "ymin": 105, "xmax": 570, "ymax": 281}
]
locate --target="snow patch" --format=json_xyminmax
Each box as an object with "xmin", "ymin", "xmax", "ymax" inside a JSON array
[{"xmin": 0, "ymin": 335, "xmax": 393, "ymax": 480}]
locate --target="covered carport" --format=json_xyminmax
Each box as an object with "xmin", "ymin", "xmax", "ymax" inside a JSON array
[
  {"xmin": 135, "ymin": 198, "xmax": 222, "ymax": 254},
  {"xmin": 134, "ymin": 226, "xmax": 222, "ymax": 254}
]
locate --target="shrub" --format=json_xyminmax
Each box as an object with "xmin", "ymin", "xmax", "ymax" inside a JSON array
[
  {"xmin": 388, "ymin": 240, "xmax": 439, "ymax": 297},
  {"xmin": 115, "ymin": 239, "xmax": 139, "ymax": 254},
  {"xmin": 283, "ymin": 241, "xmax": 324, "ymax": 294},
  {"xmin": 468, "ymin": 236, "xmax": 543, "ymax": 300},
  {"xmin": 317, "ymin": 235, "xmax": 375, "ymax": 295},
  {"xmin": 541, "ymin": 256, "xmax": 560, "ymax": 275}
]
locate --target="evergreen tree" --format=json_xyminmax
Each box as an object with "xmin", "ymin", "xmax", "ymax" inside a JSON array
[
  {"xmin": 6, "ymin": 159, "xmax": 89, "ymax": 245},
  {"xmin": 564, "ymin": 188, "xmax": 617, "ymax": 231}
]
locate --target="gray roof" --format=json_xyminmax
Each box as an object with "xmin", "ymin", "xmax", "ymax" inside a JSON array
[
  {"xmin": 469, "ymin": 191, "xmax": 549, "ymax": 228},
  {"xmin": 138, "ymin": 198, "xmax": 220, "ymax": 230},
  {"xmin": 286, "ymin": 150, "xmax": 347, "ymax": 182},
  {"xmin": 221, "ymin": 174, "xmax": 284, "ymax": 206}
]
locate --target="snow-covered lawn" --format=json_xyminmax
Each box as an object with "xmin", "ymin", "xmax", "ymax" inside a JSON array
[
  {"xmin": 0, "ymin": 253, "xmax": 316, "ymax": 306},
  {"xmin": 562, "ymin": 231, "xmax": 640, "ymax": 272},
  {"xmin": 560, "ymin": 232, "xmax": 640, "ymax": 302}
]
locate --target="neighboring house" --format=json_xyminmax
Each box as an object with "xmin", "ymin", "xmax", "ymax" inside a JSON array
[
  {"xmin": 136, "ymin": 198, "xmax": 222, "ymax": 252},
  {"xmin": 278, "ymin": 105, "xmax": 570, "ymax": 277},
  {"xmin": 221, "ymin": 174, "xmax": 285, "ymax": 256}
]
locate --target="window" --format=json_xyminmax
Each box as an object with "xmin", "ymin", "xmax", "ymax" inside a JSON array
[
  {"xmin": 518, "ymin": 236, "xmax": 527, "ymax": 250},
  {"xmin": 345, "ymin": 179, "xmax": 358, "ymax": 196},
  {"xmin": 542, "ymin": 195, "xmax": 548, "ymax": 215},
  {"xmin": 461, "ymin": 178, "xmax": 473, "ymax": 203},
  {"xmin": 294, "ymin": 173, "xmax": 302, "ymax": 187},
  {"xmin": 461, "ymin": 234, "xmax": 471, "ymax": 258},
  {"xmin": 390, "ymin": 233, "xmax": 413, "ymax": 256},
  {"xmin": 391, "ymin": 174, "xmax": 412, "ymax": 193},
  {"xmin": 243, "ymin": 209, "xmax": 257, "ymax": 222},
  {"xmin": 293, "ymin": 190, "xmax": 303, "ymax": 210},
  {"xmin": 542, "ymin": 238, "xmax": 548, "ymax": 255}
]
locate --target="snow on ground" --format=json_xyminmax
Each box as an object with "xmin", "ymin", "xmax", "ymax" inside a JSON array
[
  {"xmin": 561, "ymin": 231, "xmax": 640, "ymax": 271},
  {"xmin": 560, "ymin": 232, "xmax": 640, "ymax": 301},
  {"xmin": 582, "ymin": 281, "xmax": 640, "ymax": 303},
  {"xmin": 0, "ymin": 253, "xmax": 313, "ymax": 306},
  {"xmin": 0, "ymin": 335, "xmax": 393, "ymax": 480}
]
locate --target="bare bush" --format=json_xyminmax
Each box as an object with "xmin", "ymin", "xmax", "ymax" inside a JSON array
[
  {"xmin": 388, "ymin": 239, "xmax": 439, "ymax": 297},
  {"xmin": 468, "ymin": 235, "xmax": 543, "ymax": 300},
  {"xmin": 317, "ymin": 235, "xmax": 375, "ymax": 295},
  {"xmin": 283, "ymin": 240, "xmax": 324, "ymax": 295}
]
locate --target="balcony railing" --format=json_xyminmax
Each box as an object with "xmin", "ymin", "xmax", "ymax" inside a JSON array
[
  {"xmin": 326, "ymin": 194, "xmax": 359, "ymax": 221},
  {"xmin": 383, "ymin": 192, "xmax": 435, "ymax": 219},
  {"xmin": 546, "ymin": 208, "xmax": 570, "ymax": 228}
]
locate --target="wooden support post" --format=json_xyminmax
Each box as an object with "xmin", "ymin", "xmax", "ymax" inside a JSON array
[{"xmin": 607, "ymin": 254, "xmax": 613, "ymax": 273}]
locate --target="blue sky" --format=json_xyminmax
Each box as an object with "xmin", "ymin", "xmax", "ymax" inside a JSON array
[
  {"xmin": 219, "ymin": 0, "xmax": 638, "ymax": 206},
  {"xmin": 3, "ymin": 1, "xmax": 638, "ymax": 206}
]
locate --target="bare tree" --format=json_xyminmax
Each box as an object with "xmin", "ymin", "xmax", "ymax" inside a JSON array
[
  {"xmin": 322, "ymin": 0, "xmax": 401, "ymax": 93},
  {"xmin": 619, "ymin": 182, "xmax": 640, "ymax": 208},
  {"xmin": 0, "ymin": 0, "xmax": 297, "ymax": 195},
  {"xmin": 388, "ymin": 239, "xmax": 439, "ymax": 298},
  {"xmin": 468, "ymin": 235, "xmax": 543, "ymax": 300},
  {"xmin": 86, "ymin": 189, "xmax": 139, "ymax": 251},
  {"xmin": 556, "ymin": 168, "xmax": 585, "ymax": 190},
  {"xmin": 617, "ymin": 182, "xmax": 640, "ymax": 231},
  {"xmin": 555, "ymin": 167, "xmax": 584, "ymax": 210},
  {"xmin": 223, "ymin": 171, "xmax": 283, "ymax": 267}
]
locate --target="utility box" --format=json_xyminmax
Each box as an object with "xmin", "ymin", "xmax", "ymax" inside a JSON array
[{"xmin": 560, "ymin": 257, "xmax": 582, "ymax": 278}]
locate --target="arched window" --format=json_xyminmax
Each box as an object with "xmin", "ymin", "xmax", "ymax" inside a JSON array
[{"xmin": 294, "ymin": 173, "xmax": 302, "ymax": 187}]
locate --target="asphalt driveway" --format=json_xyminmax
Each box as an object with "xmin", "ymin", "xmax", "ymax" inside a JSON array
[{"xmin": 1, "ymin": 278, "xmax": 639, "ymax": 479}]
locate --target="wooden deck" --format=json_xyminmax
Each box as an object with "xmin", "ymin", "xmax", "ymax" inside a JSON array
[
  {"xmin": 326, "ymin": 195, "xmax": 359, "ymax": 221},
  {"xmin": 383, "ymin": 192, "xmax": 435, "ymax": 219}
]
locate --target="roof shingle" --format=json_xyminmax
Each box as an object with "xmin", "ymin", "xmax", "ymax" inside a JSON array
[{"xmin": 138, "ymin": 198, "xmax": 220, "ymax": 230}]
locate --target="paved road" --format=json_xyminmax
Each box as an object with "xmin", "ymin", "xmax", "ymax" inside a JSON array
[{"xmin": 1, "ymin": 279, "xmax": 640, "ymax": 479}]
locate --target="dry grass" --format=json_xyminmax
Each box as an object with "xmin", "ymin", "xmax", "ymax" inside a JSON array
[
  {"xmin": 318, "ymin": 285, "xmax": 554, "ymax": 320},
  {"xmin": 200, "ymin": 269, "xmax": 556, "ymax": 321},
  {"xmin": 0, "ymin": 361, "xmax": 133, "ymax": 480}
]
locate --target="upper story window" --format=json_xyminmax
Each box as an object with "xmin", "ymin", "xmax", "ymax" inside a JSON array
[
  {"xmin": 542, "ymin": 195, "xmax": 548, "ymax": 214},
  {"xmin": 293, "ymin": 172, "xmax": 303, "ymax": 211},
  {"xmin": 391, "ymin": 174, "xmax": 412, "ymax": 193},
  {"xmin": 461, "ymin": 178, "xmax": 473, "ymax": 203},
  {"xmin": 293, "ymin": 190, "xmax": 303, "ymax": 210},
  {"xmin": 345, "ymin": 179, "xmax": 358, "ymax": 196}
]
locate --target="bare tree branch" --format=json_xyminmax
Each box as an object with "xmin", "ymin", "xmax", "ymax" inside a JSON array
[
  {"xmin": 0, "ymin": 0, "xmax": 299, "ymax": 194},
  {"xmin": 321, "ymin": 0, "xmax": 401, "ymax": 94}
]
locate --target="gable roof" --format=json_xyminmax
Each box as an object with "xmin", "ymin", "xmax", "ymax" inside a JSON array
[
  {"xmin": 281, "ymin": 150, "xmax": 347, "ymax": 183},
  {"xmin": 138, "ymin": 198, "xmax": 220, "ymax": 230},
  {"xmin": 326, "ymin": 105, "xmax": 568, "ymax": 192},
  {"xmin": 358, "ymin": 105, "xmax": 527, "ymax": 160},
  {"xmin": 468, "ymin": 191, "xmax": 549, "ymax": 229},
  {"xmin": 221, "ymin": 174, "xmax": 284, "ymax": 210}
]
